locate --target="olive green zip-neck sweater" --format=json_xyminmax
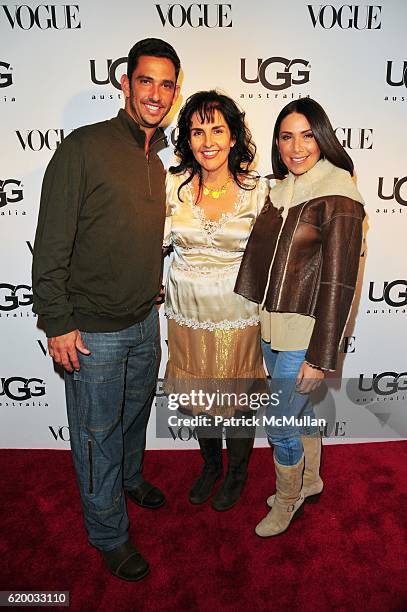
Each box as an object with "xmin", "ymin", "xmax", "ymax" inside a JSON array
[{"xmin": 32, "ymin": 109, "xmax": 167, "ymax": 337}]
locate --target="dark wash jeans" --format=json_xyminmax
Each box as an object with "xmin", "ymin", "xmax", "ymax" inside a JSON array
[{"xmin": 64, "ymin": 308, "xmax": 160, "ymax": 551}]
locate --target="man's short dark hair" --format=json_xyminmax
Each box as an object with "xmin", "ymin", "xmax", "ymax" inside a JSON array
[{"xmin": 127, "ymin": 38, "xmax": 181, "ymax": 81}]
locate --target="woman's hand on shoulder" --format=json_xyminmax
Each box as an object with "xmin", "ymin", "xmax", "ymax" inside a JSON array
[{"xmin": 296, "ymin": 361, "xmax": 325, "ymax": 394}]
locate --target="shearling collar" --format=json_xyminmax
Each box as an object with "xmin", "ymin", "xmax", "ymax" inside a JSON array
[{"xmin": 271, "ymin": 158, "xmax": 364, "ymax": 209}]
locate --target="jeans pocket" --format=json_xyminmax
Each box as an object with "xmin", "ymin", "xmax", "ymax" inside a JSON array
[
  {"xmin": 73, "ymin": 359, "xmax": 125, "ymax": 384},
  {"xmin": 74, "ymin": 360, "xmax": 126, "ymax": 433}
]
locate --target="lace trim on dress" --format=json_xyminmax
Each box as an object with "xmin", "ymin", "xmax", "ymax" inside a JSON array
[
  {"xmin": 185, "ymin": 180, "xmax": 248, "ymax": 239},
  {"xmin": 174, "ymin": 245, "xmax": 242, "ymax": 256},
  {"xmin": 172, "ymin": 261, "xmax": 240, "ymax": 276},
  {"xmin": 165, "ymin": 307, "xmax": 260, "ymax": 330}
]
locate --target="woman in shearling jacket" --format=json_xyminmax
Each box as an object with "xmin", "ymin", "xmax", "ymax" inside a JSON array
[{"xmin": 235, "ymin": 98, "xmax": 365, "ymax": 537}]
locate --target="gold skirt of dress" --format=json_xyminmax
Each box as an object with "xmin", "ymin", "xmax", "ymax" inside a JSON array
[{"xmin": 165, "ymin": 319, "xmax": 266, "ymax": 417}]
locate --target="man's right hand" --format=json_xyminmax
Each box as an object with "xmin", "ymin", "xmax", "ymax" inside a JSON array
[{"xmin": 48, "ymin": 330, "xmax": 91, "ymax": 372}]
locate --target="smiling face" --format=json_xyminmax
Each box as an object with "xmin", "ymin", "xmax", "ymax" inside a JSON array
[
  {"xmin": 277, "ymin": 112, "xmax": 321, "ymax": 176},
  {"xmin": 121, "ymin": 55, "xmax": 179, "ymax": 132},
  {"xmin": 189, "ymin": 109, "xmax": 235, "ymax": 179}
]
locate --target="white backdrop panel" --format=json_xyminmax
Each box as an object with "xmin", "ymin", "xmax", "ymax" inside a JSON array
[{"xmin": 1, "ymin": 0, "xmax": 406, "ymax": 449}]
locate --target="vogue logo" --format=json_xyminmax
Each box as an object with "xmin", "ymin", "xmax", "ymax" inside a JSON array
[
  {"xmin": 0, "ymin": 283, "xmax": 32, "ymax": 311},
  {"xmin": 155, "ymin": 3, "xmax": 232, "ymax": 27},
  {"xmin": 368, "ymin": 280, "xmax": 407, "ymax": 307},
  {"xmin": 377, "ymin": 177, "xmax": 407, "ymax": 206},
  {"xmin": 386, "ymin": 61, "xmax": 407, "ymax": 87},
  {"xmin": 90, "ymin": 58, "xmax": 127, "ymax": 90},
  {"xmin": 49, "ymin": 425, "xmax": 70, "ymax": 441},
  {"xmin": 320, "ymin": 421, "xmax": 347, "ymax": 437},
  {"xmin": 335, "ymin": 128, "xmax": 373, "ymax": 150},
  {"xmin": 341, "ymin": 336, "xmax": 356, "ymax": 353},
  {"xmin": 0, "ymin": 376, "xmax": 45, "ymax": 401},
  {"xmin": 241, "ymin": 57, "xmax": 310, "ymax": 91},
  {"xmin": 0, "ymin": 179, "xmax": 23, "ymax": 207},
  {"xmin": 1, "ymin": 4, "xmax": 81, "ymax": 29},
  {"xmin": 308, "ymin": 4, "xmax": 382, "ymax": 29},
  {"xmin": 168, "ymin": 425, "xmax": 198, "ymax": 441},
  {"xmin": 16, "ymin": 129, "xmax": 66, "ymax": 151},
  {"xmin": 0, "ymin": 61, "xmax": 12, "ymax": 87},
  {"xmin": 37, "ymin": 339, "xmax": 47, "ymax": 356},
  {"xmin": 358, "ymin": 372, "xmax": 407, "ymax": 396}
]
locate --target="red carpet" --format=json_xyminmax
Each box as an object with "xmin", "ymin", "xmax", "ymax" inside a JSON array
[{"xmin": 1, "ymin": 442, "xmax": 406, "ymax": 611}]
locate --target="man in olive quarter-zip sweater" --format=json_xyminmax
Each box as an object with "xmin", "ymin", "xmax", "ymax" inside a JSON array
[{"xmin": 32, "ymin": 38, "xmax": 180, "ymax": 582}]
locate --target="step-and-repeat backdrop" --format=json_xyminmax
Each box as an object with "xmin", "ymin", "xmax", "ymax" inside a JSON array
[{"xmin": 1, "ymin": 0, "xmax": 406, "ymax": 449}]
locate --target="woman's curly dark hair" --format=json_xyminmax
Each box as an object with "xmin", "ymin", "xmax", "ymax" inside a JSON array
[{"xmin": 169, "ymin": 90, "xmax": 258, "ymax": 201}]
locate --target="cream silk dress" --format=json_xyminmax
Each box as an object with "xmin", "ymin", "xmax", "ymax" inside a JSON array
[{"xmin": 163, "ymin": 172, "xmax": 268, "ymax": 413}]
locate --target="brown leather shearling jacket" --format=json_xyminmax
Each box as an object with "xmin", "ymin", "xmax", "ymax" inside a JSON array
[{"xmin": 235, "ymin": 195, "xmax": 365, "ymax": 371}]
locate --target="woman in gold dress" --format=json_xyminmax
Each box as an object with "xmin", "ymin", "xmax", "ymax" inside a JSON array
[{"xmin": 163, "ymin": 90, "xmax": 268, "ymax": 510}]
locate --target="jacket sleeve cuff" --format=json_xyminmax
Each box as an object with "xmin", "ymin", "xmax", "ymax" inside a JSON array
[
  {"xmin": 41, "ymin": 314, "xmax": 78, "ymax": 338},
  {"xmin": 305, "ymin": 338, "xmax": 339, "ymax": 372},
  {"xmin": 304, "ymin": 359, "xmax": 333, "ymax": 373}
]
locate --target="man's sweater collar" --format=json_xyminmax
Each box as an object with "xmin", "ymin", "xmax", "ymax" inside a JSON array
[{"xmin": 115, "ymin": 108, "xmax": 168, "ymax": 152}]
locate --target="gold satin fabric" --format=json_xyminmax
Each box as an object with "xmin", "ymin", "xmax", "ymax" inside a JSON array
[
  {"xmin": 166, "ymin": 319, "xmax": 265, "ymax": 379},
  {"xmin": 165, "ymin": 319, "xmax": 266, "ymax": 417}
]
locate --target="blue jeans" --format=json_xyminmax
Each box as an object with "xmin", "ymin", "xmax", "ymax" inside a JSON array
[
  {"xmin": 262, "ymin": 340, "xmax": 318, "ymax": 466},
  {"xmin": 64, "ymin": 307, "xmax": 160, "ymax": 551}
]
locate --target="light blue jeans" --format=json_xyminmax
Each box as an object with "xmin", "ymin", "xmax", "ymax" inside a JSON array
[
  {"xmin": 262, "ymin": 340, "xmax": 318, "ymax": 466},
  {"xmin": 64, "ymin": 308, "xmax": 160, "ymax": 551}
]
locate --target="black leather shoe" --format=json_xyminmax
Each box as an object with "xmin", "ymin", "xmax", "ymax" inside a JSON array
[
  {"xmin": 126, "ymin": 481, "xmax": 165, "ymax": 509},
  {"xmin": 101, "ymin": 541, "xmax": 149, "ymax": 582}
]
